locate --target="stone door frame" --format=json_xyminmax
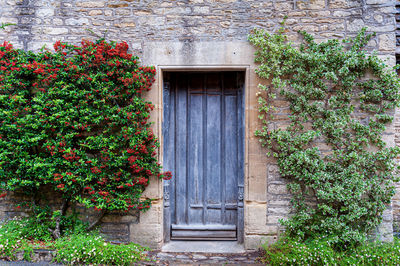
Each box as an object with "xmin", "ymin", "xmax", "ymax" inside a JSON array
[{"xmin": 129, "ymin": 41, "xmax": 272, "ymax": 250}]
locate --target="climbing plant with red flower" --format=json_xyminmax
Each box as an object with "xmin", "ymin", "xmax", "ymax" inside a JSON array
[{"xmin": 0, "ymin": 39, "xmax": 170, "ymax": 238}]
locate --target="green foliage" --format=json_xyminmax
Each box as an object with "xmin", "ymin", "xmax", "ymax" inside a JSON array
[
  {"xmin": 0, "ymin": 217, "xmax": 149, "ymax": 264},
  {"xmin": 262, "ymin": 237, "xmax": 400, "ymax": 265},
  {"xmin": 20, "ymin": 205, "xmax": 87, "ymax": 241},
  {"xmin": 249, "ymin": 27, "xmax": 400, "ymax": 246},
  {"xmin": 0, "ymin": 214, "xmax": 82, "ymax": 261},
  {"xmin": 0, "ymin": 218, "xmax": 35, "ymax": 261},
  {"xmin": 0, "ymin": 210, "xmax": 85, "ymax": 249},
  {"xmin": 53, "ymin": 233, "xmax": 149, "ymax": 265},
  {"xmin": 0, "ymin": 39, "xmax": 171, "ymax": 214}
]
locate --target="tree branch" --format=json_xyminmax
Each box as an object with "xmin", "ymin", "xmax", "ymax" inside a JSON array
[{"xmin": 52, "ymin": 198, "xmax": 70, "ymax": 239}]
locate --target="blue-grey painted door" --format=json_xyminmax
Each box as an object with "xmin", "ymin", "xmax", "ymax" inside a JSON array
[{"xmin": 163, "ymin": 72, "xmax": 244, "ymax": 242}]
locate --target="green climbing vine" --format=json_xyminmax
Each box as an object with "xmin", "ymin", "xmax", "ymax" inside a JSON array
[{"xmin": 249, "ymin": 27, "xmax": 400, "ymax": 247}]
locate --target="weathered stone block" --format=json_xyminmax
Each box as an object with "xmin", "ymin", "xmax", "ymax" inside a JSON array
[
  {"xmin": 138, "ymin": 16, "xmax": 165, "ymax": 27},
  {"xmin": 88, "ymin": 9, "xmax": 102, "ymax": 16},
  {"xmin": 100, "ymin": 223, "xmax": 129, "ymax": 233},
  {"xmin": 0, "ymin": 17, "xmax": 18, "ymax": 24},
  {"xmin": 275, "ymin": 2, "xmax": 293, "ymax": 11},
  {"xmin": 76, "ymin": 1, "xmax": 105, "ymax": 8},
  {"xmin": 65, "ymin": 18, "xmax": 90, "ymax": 26},
  {"xmin": 36, "ymin": 8, "xmax": 55, "ymax": 17},
  {"xmin": 268, "ymin": 184, "xmax": 288, "ymax": 195},
  {"xmin": 268, "ymin": 206, "xmax": 291, "ymax": 215},
  {"xmin": 267, "ymin": 164, "xmax": 286, "ymax": 182},
  {"xmin": 333, "ymin": 10, "xmax": 351, "ymax": 17},
  {"xmin": 101, "ymin": 214, "xmax": 138, "ymax": 223},
  {"xmin": 117, "ymin": 18, "xmax": 136, "ymax": 28},
  {"xmin": 43, "ymin": 27, "xmax": 69, "ymax": 35},
  {"xmin": 347, "ymin": 19, "xmax": 365, "ymax": 32},
  {"xmin": 115, "ymin": 9, "xmax": 131, "ymax": 16},
  {"xmin": 247, "ymin": 175, "xmax": 268, "ymax": 201},
  {"xmin": 297, "ymin": 0, "xmax": 325, "ymax": 9},
  {"xmin": 130, "ymin": 223, "xmax": 162, "ymax": 248},
  {"xmin": 378, "ymin": 33, "xmax": 396, "ymax": 52},
  {"xmin": 366, "ymin": 0, "xmax": 389, "ymax": 4},
  {"xmin": 369, "ymin": 24, "xmax": 396, "ymax": 32},
  {"xmin": 244, "ymin": 235, "xmax": 277, "ymax": 250},
  {"xmin": 293, "ymin": 25, "xmax": 319, "ymax": 32}
]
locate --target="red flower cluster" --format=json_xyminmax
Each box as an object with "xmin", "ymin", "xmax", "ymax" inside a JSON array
[
  {"xmin": 54, "ymin": 173, "xmax": 63, "ymax": 181},
  {"xmin": 136, "ymin": 177, "xmax": 148, "ymax": 186},
  {"xmin": 62, "ymin": 149, "xmax": 80, "ymax": 161},
  {"xmin": 91, "ymin": 167, "xmax": 101, "ymax": 174},
  {"xmin": 158, "ymin": 171, "xmax": 173, "ymax": 180}
]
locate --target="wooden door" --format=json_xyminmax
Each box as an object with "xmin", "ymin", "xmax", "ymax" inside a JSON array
[{"xmin": 163, "ymin": 72, "xmax": 244, "ymax": 242}]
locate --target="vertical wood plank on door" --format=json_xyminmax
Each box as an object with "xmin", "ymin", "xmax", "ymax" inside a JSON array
[
  {"xmin": 224, "ymin": 94, "xmax": 238, "ymax": 226},
  {"xmin": 205, "ymin": 73, "xmax": 222, "ymax": 224},
  {"xmin": 176, "ymin": 74, "xmax": 188, "ymax": 225},
  {"xmin": 188, "ymin": 74, "xmax": 204, "ymax": 224}
]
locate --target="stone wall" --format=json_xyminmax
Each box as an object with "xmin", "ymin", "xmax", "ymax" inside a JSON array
[
  {"xmin": 0, "ymin": 0, "xmax": 396, "ymax": 52},
  {"xmin": 0, "ymin": 0, "xmax": 397, "ymax": 249}
]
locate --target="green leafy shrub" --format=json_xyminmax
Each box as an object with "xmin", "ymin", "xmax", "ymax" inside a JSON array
[
  {"xmin": 18, "ymin": 205, "xmax": 88, "ymax": 241},
  {"xmin": 0, "ymin": 218, "xmax": 32, "ymax": 260},
  {"xmin": 0, "ymin": 215, "xmax": 73, "ymax": 261},
  {"xmin": 0, "ymin": 217, "xmax": 148, "ymax": 264},
  {"xmin": 0, "ymin": 39, "xmax": 171, "ymax": 237},
  {"xmin": 53, "ymin": 233, "xmax": 149, "ymax": 265},
  {"xmin": 248, "ymin": 27, "xmax": 400, "ymax": 247},
  {"xmin": 262, "ymin": 237, "xmax": 400, "ymax": 265}
]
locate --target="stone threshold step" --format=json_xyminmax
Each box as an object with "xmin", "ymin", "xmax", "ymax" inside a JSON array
[{"xmin": 162, "ymin": 241, "xmax": 246, "ymax": 253}]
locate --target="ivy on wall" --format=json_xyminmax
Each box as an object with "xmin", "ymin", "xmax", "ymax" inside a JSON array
[
  {"xmin": 0, "ymin": 39, "xmax": 170, "ymax": 237},
  {"xmin": 249, "ymin": 27, "xmax": 400, "ymax": 247}
]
